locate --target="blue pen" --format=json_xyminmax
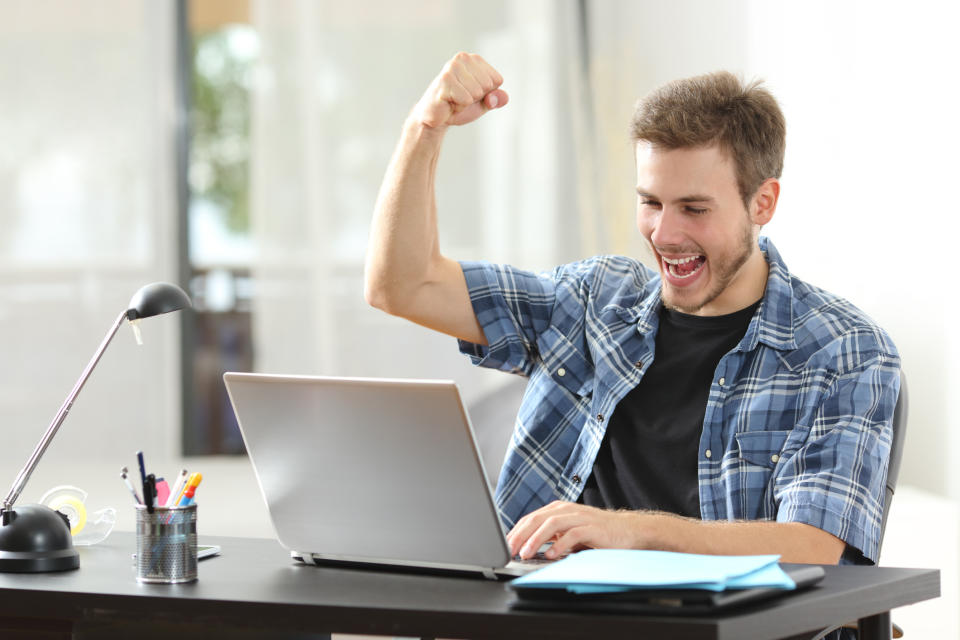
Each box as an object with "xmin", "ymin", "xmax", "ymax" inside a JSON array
[{"xmin": 136, "ymin": 450, "xmax": 147, "ymax": 488}]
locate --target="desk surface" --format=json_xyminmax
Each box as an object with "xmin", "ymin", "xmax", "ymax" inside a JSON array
[{"xmin": 0, "ymin": 532, "xmax": 941, "ymax": 640}]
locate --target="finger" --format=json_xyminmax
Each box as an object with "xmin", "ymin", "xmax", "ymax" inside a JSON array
[
  {"xmin": 485, "ymin": 89, "xmax": 508, "ymax": 110},
  {"xmin": 506, "ymin": 501, "xmax": 567, "ymax": 555},
  {"xmin": 452, "ymin": 65, "xmax": 488, "ymax": 103},
  {"xmin": 547, "ymin": 525, "xmax": 595, "ymax": 559},
  {"xmin": 466, "ymin": 52, "xmax": 504, "ymax": 89},
  {"xmin": 438, "ymin": 74, "xmax": 475, "ymax": 108},
  {"xmin": 519, "ymin": 512, "xmax": 586, "ymax": 560}
]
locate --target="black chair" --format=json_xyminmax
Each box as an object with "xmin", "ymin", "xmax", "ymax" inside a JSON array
[{"xmin": 880, "ymin": 372, "xmax": 908, "ymax": 552}]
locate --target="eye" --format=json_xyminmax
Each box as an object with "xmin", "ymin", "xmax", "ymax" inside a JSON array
[
  {"xmin": 640, "ymin": 199, "xmax": 661, "ymax": 209},
  {"xmin": 685, "ymin": 206, "xmax": 708, "ymax": 215}
]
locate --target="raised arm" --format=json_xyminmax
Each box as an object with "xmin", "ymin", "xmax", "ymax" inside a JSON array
[{"xmin": 364, "ymin": 53, "xmax": 508, "ymax": 345}]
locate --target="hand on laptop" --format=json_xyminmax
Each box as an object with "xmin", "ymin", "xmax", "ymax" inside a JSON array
[
  {"xmin": 507, "ymin": 500, "xmax": 849, "ymax": 564},
  {"xmin": 507, "ymin": 501, "xmax": 655, "ymax": 561}
]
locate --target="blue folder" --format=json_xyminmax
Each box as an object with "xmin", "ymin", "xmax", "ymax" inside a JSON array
[
  {"xmin": 511, "ymin": 549, "xmax": 796, "ymax": 594},
  {"xmin": 509, "ymin": 550, "xmax": 823, "ymax": 615}
]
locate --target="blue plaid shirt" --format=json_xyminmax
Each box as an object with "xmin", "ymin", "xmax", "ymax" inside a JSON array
[{"xmin": 458, "ymin": 237, "xmax": 899, "ymax": 564}]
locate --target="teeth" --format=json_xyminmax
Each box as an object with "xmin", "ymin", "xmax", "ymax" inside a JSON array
[
  {"xmin": 662, "ymin": 255, "xmax": 702, "ymax": 265},
  {"xmin": 668, "ymin": 263, "xmax": 700, "ymax": 279}
]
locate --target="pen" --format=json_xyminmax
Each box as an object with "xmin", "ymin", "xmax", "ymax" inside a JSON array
[
  {"xmin": 136, "ymin": 450, "xmax": 147, "ymax": 488},
  {"xmin": 176, "ymin": 472, "xmax": 203, "ymax": 507},
  {"xmin": 174, "ymin": 472, "xmax": 201, "ymax": 506},
  {"xmin": 120, "ymin": 466, "xmax": 142, "ymax": 505},
  {"xmin": 166, "ymin": 469, "xmax": 189, "ymax": 507}
]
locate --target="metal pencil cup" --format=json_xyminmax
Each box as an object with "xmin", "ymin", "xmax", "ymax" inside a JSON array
[{"xmin": 135, "ymin": 504, "xmax": 197, "ymax": 583}]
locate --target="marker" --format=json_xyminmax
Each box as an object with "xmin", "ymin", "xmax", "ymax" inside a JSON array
[
  {"xmin": 155, "ymin": 477, "xmax": 170, "ymax": 506},
  {"xmin": 120, "ymin": 466, "xmax": 142, "ymax": 505},
  {"xmin": 176, "ymin": 473, "xmax": 203, "ymax": 507},
  {"xmin": 144, "ymin": 473, "xmax": 156, "ymax": 514},
  {"xmin": 166, "ymin": 469, "xmax": 189, "ymax": 507}
]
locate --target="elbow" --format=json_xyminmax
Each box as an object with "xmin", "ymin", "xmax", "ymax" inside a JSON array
[
  {"xmin": 363, "ymin": 277, "xmax": 391, "ymax": 313},
  {"xmin": 363, "ymin": 270, "xmax": 406, "ymax": 316}
]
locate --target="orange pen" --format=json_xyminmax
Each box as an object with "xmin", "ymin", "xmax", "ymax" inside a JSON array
[{"xmin": 174, "ymin": 472, "xmax": 202, "ymax": 506}]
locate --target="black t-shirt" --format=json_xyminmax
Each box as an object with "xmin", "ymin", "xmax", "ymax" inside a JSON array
[{"xmin": 579, "ymin": 300, "xmax": 760, "ymax": 517}]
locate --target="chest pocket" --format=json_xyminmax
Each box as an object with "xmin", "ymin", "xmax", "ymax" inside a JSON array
[
  {"xmin": 536, "ymin": 326, "xmax": 594, "ymax": 397},
  {"xmin": 731, "ymin": 427, "xmax": 811, "ymax": 518},
  {"xmin": 735, "ymin": 430, "xmax": 791, "ymax": 468}
]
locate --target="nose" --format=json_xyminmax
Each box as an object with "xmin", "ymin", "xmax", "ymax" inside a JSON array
[{"xmin": 648, "ymin": 207, "xmax": 686, "ymax": 249}]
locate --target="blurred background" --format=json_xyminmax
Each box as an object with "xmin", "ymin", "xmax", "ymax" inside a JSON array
[{"xmin": 1, "ymin": 0, "xmax": 957, "ymax": 636}]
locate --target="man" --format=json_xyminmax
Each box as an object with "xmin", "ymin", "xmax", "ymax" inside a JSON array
[{"xmin": 364, "ymin": 53, "xmax": 899, "ymax": 568}]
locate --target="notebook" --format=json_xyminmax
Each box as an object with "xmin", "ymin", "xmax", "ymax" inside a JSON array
[{"xmin": 222, "ymin": 372, "xmax": 542, "ymax": 580}]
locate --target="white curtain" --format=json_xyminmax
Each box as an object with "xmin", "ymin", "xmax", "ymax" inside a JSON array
[
  {"xmin": 0, "ymin": 1, "xmax": 182, "ymax": 478},
  {"xmin": 248, "ymin": 0, "xmax": 597, "ymax": 404}
]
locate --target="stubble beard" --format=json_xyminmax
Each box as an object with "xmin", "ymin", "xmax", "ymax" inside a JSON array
[{"xmin": 662, "ymin": 221, "xmax": 756, "ymax": 315}]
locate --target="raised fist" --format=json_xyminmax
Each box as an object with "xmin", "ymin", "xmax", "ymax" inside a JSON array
[{"xmin": 411, "ymin": 52, "xmax": 509, "ymax": 130}]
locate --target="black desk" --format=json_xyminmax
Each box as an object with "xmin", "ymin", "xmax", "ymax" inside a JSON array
[{"xmin": 0, "ymin": 533, "xmax": 940, "ymax": 640}]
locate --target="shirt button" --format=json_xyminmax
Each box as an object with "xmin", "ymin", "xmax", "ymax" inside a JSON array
[
  {"xmin": 557, "ymin": 367, "xmax": 566, "ymax": 377},
  {"xmin": 705, "ymin": 449, "xmax": 712, "ymax": 459},
  {"xmin": 771, "ymin": 454, "xmax": 780, "ymax": 464},
  {"xmin": 572, "ymin": 474, "xmax": 582, "ymax": 485},
  {"xmin": 634, "ymin": 361, "xmax": 642, "ymax": 369},
  {"xmin": 718, "ymin": 377, "xmax": 726, "ymax": 386},
  {"xmin": 596, "ymin": 413, "xmax": 604, "ymax": 422}
]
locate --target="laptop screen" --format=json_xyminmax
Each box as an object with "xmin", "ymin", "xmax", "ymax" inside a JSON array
[{"xmin": 223, "ymin": 373, "xmax": 512, "ymax": 570}]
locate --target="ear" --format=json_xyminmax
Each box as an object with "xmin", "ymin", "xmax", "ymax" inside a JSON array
[{"xmin": 750, "ymin": 178, "xmax": 780, "ymax": 226}]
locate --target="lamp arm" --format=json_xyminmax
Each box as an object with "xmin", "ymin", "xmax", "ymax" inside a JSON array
[{"xmin": 1, "ymin": 310, "xmax": 129, "ymax": 512}]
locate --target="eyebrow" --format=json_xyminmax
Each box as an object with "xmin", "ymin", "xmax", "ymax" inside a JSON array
[{"xmin": 636, "ymin": 189, "xmax": 717, "ymax": 204}]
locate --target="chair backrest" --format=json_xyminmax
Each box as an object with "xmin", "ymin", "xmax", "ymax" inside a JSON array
[
  {"xmin": 879, "ymin": 371, "xmax": 908, "ymax": 552},
  {"xmin": 466, "ymin": 376, "xmax": 528, "ymax": 490}
]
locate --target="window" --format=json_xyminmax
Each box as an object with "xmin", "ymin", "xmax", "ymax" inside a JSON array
[{"xmin": 180, "ymin": 0, "xmax": 257, "ymax": 454}]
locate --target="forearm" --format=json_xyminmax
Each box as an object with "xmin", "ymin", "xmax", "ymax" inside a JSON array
[
  {"xmin": 364, "ymin": 118, "xmax": 447, "ymax": 313},
  {"xmin": 633, "ymin": 512, "xmax": 845, "ymax": 564},
  {"xmin": 364, "ymin": 53, "xmax": 506, "ymax": 342},
  {"xmin": 510, "ymin": 502, "xmax": 847, "ymax": 565}
]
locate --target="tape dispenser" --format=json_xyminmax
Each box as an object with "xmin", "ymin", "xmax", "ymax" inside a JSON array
[{"xmin": 39, "ymin": 485, "xmax": 117, "ymax": 546}]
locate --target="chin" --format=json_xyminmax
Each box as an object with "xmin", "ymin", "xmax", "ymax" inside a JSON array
[{"xmin": 662, "ymin": 280, "xmax": 718, "ymax": 314}]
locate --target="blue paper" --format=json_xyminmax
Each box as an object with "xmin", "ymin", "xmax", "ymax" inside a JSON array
[{"xmin": 511, "ymin": 549, "xmax": 796, "ymax": 593}]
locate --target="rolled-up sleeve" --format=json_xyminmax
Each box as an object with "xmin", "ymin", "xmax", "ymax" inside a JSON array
[
  {"xmin": 773, "ymin": 353, "xmax": 901, "ymax": 564},
  {"xmin": 457, "ymin": 261, "xmax": 559, "ymax": 375}
]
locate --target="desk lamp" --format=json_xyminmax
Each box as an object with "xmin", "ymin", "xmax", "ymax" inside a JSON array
[{"xmin": 0, "ymin": 282, "xmax": 191, "ymax": 572}]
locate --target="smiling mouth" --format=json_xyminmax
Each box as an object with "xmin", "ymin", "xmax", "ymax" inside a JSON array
[{"xmin": 662, "ymin": 255, "xmax": 706, "ymax": 279}]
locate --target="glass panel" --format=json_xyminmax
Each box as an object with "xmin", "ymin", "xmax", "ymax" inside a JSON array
[{"xmin": 183, "ymin": 4, "xmax": 257, "ymax": 454}]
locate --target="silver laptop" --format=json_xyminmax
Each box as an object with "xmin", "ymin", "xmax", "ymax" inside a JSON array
[{"xmin": 223, "ymin": 372, "xmax": 543, "ymax": 579}]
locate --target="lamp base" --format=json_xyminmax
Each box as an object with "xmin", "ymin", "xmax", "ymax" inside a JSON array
[{"xmin": 0, "ymin": 504, "xmax": 80, "ymax": 572}]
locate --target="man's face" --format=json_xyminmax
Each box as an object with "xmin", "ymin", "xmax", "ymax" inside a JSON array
[{"xmin": 635, "ymin": 142, "xmax": 760, "ymax": 316}]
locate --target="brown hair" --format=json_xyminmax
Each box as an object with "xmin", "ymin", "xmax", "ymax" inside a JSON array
[{"xmin": 630, "ymin": 71, "xmax": 785, "ymax": 206}]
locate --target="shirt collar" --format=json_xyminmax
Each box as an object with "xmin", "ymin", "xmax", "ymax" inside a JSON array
[{"xmin": 742, "ymin": 236, "xmax": 797, "ymax": 352}]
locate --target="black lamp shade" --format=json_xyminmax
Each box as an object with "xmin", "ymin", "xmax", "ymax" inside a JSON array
[{"xmin": 126, "ymin": 282, "xmax": 192, "ymax": 320}]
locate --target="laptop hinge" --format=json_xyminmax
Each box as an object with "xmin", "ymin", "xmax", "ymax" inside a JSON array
[
  {"xmin": 297, "ymin": 552, "xmax": 317, "ymax": 566},
  {"xmin": 481, "ymin": 567, "xmax": 497, "ymax": 580}
]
